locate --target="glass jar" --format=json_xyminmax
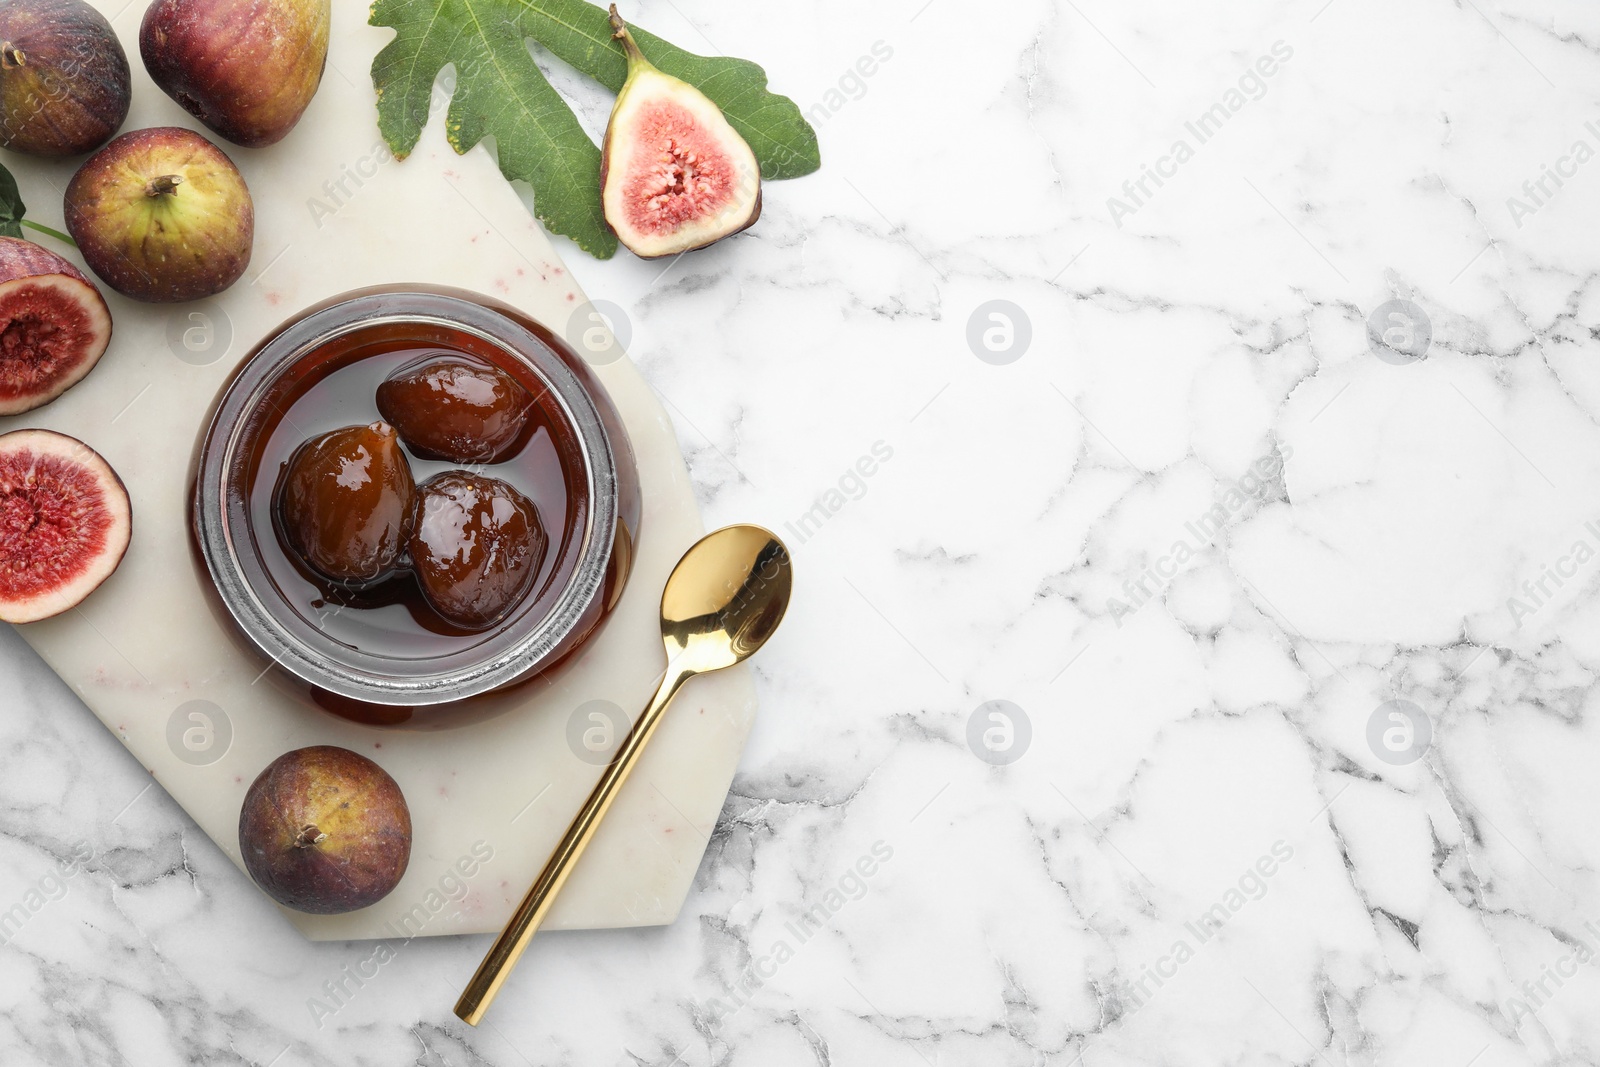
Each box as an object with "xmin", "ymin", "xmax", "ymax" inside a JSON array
[{"xmin": 190, "ymin": 285, "xmax": 641, "ymax": 727}]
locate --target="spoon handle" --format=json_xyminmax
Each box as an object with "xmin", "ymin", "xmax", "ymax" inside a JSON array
[{"xmin": 454, "ymin": 665, "xmax": 691, "ymax": 1025}]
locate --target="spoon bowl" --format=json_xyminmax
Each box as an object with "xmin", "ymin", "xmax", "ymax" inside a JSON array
[{"xmin": 663, "ymin": 525, "xmax": 792, "ymax": 674}]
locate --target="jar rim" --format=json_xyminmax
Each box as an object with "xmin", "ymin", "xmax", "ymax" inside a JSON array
[{"xmin": 192, "ymin": 287, "xmax": 621, "ymax": 706}]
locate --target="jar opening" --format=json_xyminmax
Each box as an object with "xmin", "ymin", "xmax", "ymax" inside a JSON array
[{"xmin": 193, "ymin": 288, "xmax": 627, "ymax": 707}]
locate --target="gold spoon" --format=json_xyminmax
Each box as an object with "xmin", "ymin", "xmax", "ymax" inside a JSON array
[{"xmin": 455, "ymin": 524, "xmax": 794, "ymax": 1025}]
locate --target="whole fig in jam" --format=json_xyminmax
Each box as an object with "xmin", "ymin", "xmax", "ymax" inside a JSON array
[
  {"xmin": 0, "ymin": 0, "xmax": 131, "ymax": 157},
  {"xmin": 277, "ymin": 422, "xmax": 415, "ymax": 587},
  {"xmin": 375, "ymin": 354, "xmax": 534, "ymax": 465},
  {"xmin": 409, "ymin": 471, "xmax": 547, "ymax": 630}
]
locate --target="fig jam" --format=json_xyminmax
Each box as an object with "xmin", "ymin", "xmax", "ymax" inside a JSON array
[
  {"xmin": 376, "ymin": 354, "xmax": 534, "ymax": 464},
  {"xmin": 409, "ymin": 471, "xmax": 548, "ymax": 629},
  {"xmin": 249, "ymin": 335, "xmax": 582, "ymax": 651},
  {"xmin": 276, "ymin": 421, "xmax": 417, "ymax": 588},
  {"xmin": 192, "ymin": 286, "xmax": 641, "ymax": 726}
]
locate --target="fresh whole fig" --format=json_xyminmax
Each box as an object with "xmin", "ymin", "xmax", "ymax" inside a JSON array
[
  {"xmin": 238, "ymin": 746, "xmax": 412, "ymax": 915},
  {"xmin": 0, "ymin": 0, "xmax": 130, "ymax": 156},
  {"xmin": 600, "ymin": 5, "xmax": 760, "ymax": 258},
  {"xmin": 375, "ymin": 353, "xmax": 534, "ymax": 465},
  {"xmin": 276, "ymin": 422, "xmax": 416, "ymax": 588},
  {"xmin": 410, "ymin": 471, "xmax": 547, "ymax": 630},
  {"xmin": 64, "ymin": 125, "xmax": 253, "ymax": 302},
  {"xmin": 140, "ymin": 0, "xmax": 330, "ymax": 148}
]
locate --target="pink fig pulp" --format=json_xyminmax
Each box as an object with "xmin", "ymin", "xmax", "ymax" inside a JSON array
[
  {"xmin": 0, "ymin": 428, "xmax": 131, "ymax": 623},
  {"xmin": 0, "ymin": 235, "xmax": 112, "ymax": 416},
  {"xmin": 599, "ymin": 6, "xmax": 761, "ymax": 258}
]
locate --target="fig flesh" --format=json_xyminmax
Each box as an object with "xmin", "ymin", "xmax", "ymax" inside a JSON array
[
  {"xmin": 409, "ymin": 471, "xmax": 547, "ymax": 630},
  {"xmin": 0, "ymin": 0, "xmax": 130, "ymax": 157},
  {"xmin": 140, "ymin": 0, "xmax": 330, "ymax": 148},
  {"xmin": 600, "ymin": 5, "xmax": 761, "ymax": 258},
  {"xmin": 238, "ymin": 745, "xmax": 412, "ymax": 915},
  {"xmin": 64, "ymin": 125, "xmax": 253, "ymax": 303},
  {"xmin": 375, "ymin": 353, "xmax": 534, "ymax": 465},
  {"xmin": 277, "ymin": 422, "xmax": 416, "ymax": 588},
  {"xmin": 0, "ymin": 428, "xmax": 130, "ymax": 623},
  {"xmin": 0, "ymin": 235, "xmax": 111, "ymax": 415}
]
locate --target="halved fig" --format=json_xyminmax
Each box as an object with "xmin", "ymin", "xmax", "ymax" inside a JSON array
[
  {"xmin": 0, "ymin": 429, "xmax": 131, "ymax": 623},
  {"xmin": 600, "ymin": 5, "xmax": 761, "ymax": 258},
  {"xmin": 0, "ymin": 236, "xmax": 112, "ymax": 416}
]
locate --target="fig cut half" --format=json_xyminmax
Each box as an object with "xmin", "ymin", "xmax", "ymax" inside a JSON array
[
  {"xmin": 0, "ymin": 236, "xmax": 112, "ymax": 416},
  {"xmin": 600, "ymin": 5, "xmax": 761, "ymax": 258},
  {"xmin": 0, "ymin": 428, "xmax": 131, "ymax": 623}
]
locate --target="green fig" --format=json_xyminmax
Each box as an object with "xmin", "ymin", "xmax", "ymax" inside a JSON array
[{"xmin": 64, "ymin": 126, "xmax": 254, "ymax": 302}]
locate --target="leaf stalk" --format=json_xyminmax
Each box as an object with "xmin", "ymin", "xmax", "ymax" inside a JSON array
[{"xmin": 20, "ymin": 220, "xmax": 73, "ymax": 246}]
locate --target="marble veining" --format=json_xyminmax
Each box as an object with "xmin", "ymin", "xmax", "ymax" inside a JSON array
[{"xmin": 5, "ymin": 0, "xmax": 1600, "ymax": 1062}]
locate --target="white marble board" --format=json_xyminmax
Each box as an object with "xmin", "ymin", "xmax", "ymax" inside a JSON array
[{"xmin": 0, "ymin": 0, "xmax": 758, "ymax": 941}]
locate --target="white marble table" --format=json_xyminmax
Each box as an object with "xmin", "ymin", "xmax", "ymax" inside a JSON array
[{"xmin": 6, "ymin": 0, "xmax": 1600, "ymax": 1062}]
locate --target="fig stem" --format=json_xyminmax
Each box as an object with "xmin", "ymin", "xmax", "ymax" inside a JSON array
[
  {"xmin": 0, "ymin": 44, "xmax": 22, "ymax": 69},
  {"xmin": 145, "ymin": 174, "xmax": 183, "ymax": 198},
  {"xmin": 607, "ymin": 5, "xmax": 650, "ymax": 70},
  {"xmin": 19, "ymin": 220, "xmax": 74, "ymax": 247},
  {"xmin": 294, "ymin": 824, "xmax": 328, "ymax": 848}
]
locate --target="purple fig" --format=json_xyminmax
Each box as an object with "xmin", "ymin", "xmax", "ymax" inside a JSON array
[
  {"xmin": 238, "ymin": 746, "xmax": 412, "ymax": 915},
  {"xmin": 139, "ymin": 0, "xmax": 329, "ymax": 148},
  {"xmin": 0, "ymin": 0, "xmax": 130, "ymax": 157}
]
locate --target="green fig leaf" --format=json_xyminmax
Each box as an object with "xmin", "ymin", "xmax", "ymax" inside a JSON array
[
  {"xmin": 0, "ymin": 164, "xmax": 25, "ymax": 240},
  {"xmin": 369, "ymin": 0, "xmax": 820, "ymax": 258},
  {"xmin": 507, "ymin": 0, "xmax": 821, "ymax": 181},
  {"xmin": 370, "ymin": 0, "xmax": 615, "ymax": 257}
]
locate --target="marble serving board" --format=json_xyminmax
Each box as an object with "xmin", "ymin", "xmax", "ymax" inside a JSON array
[{"xmin": 0, "ymin": 0, "xmax": 758, "ymax": 940}]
